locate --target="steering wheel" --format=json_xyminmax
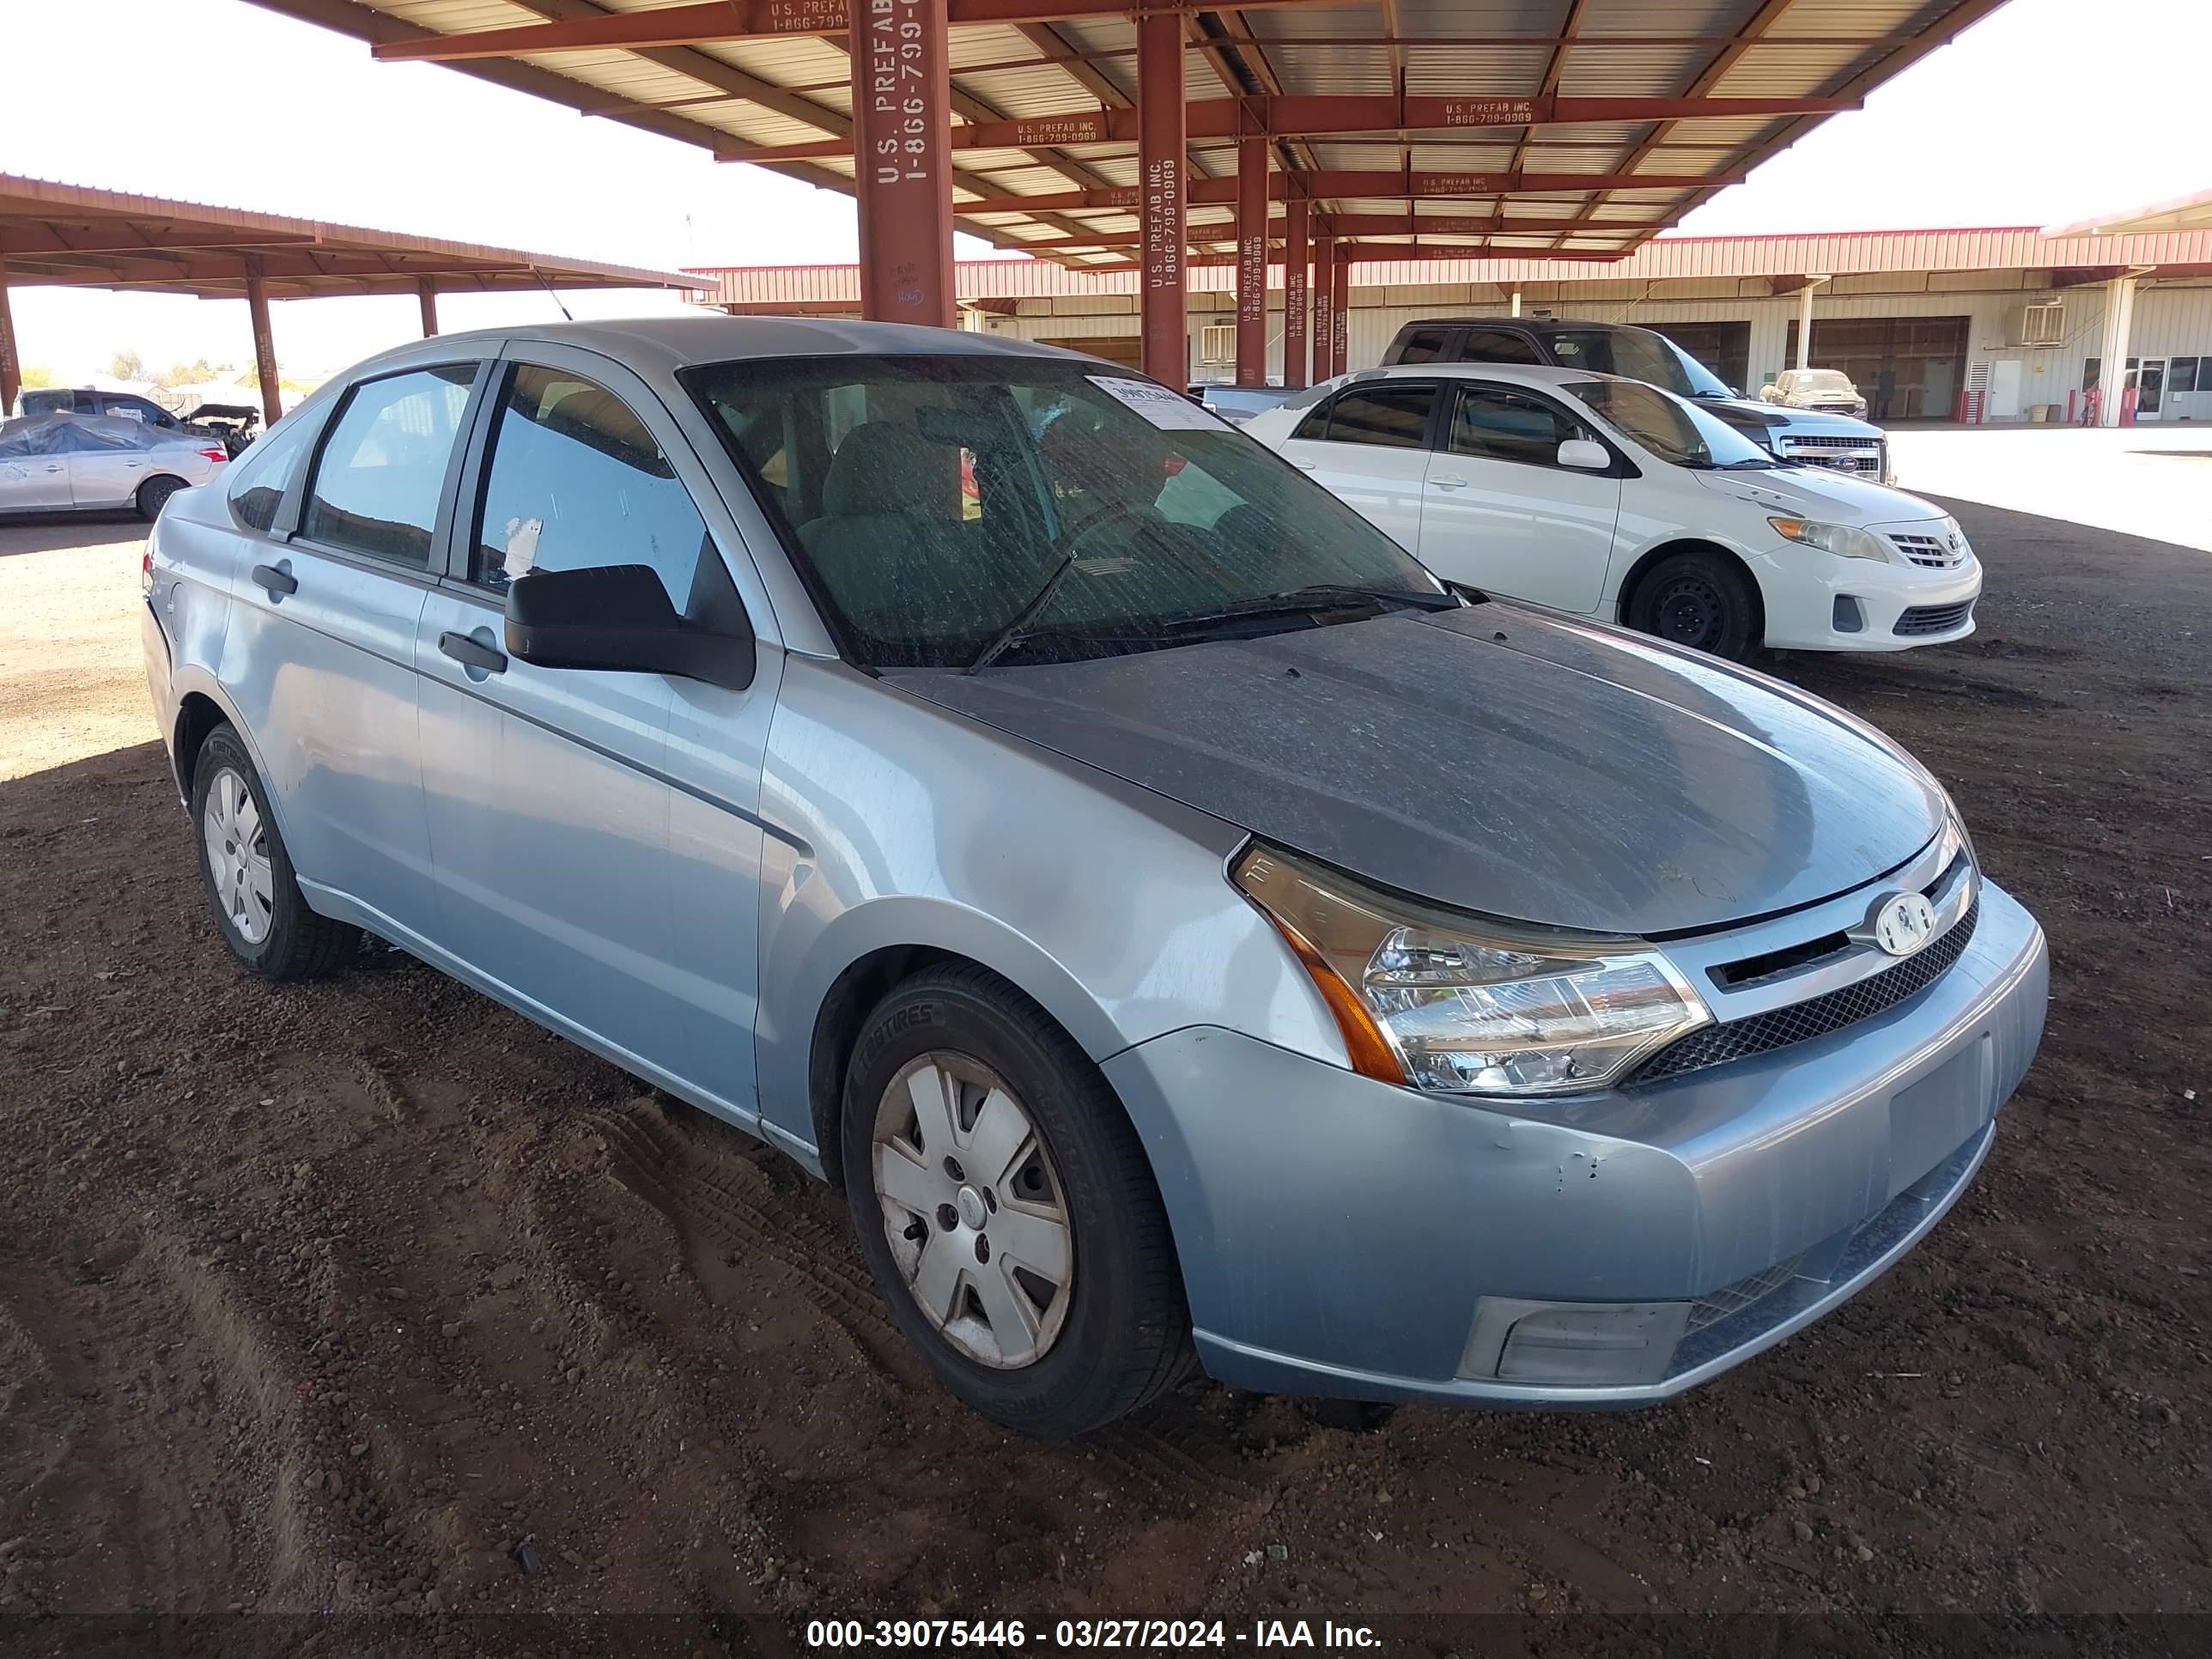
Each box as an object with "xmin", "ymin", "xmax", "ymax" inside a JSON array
[{"xmin": 1060, "ymin": 502, "xmax": 1163, "ymax": 561}]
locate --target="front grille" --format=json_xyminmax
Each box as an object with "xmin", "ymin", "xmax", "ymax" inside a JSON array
[
  {"xmin": 1775, "ymin": 434, "xmax": 1885, "ymax": 476},
  {"xmin": 1686, "ymin": 1255, "xmax": 1804, "ymax": 1334},
  {"xmin": 1778, "ymin": 434, "xmax": 1873, "ymax": 449},
  {"xmin": 1888, "ymin": 532, "xmax": 1965, "ymax": 568},
  {"xmin": 1896, "ymin": 600, "xmax": 1974, "ymax": 635},
  {"xmin": 1631, "ymin": 899, "xmax": 1980, "ymax": 1085}
]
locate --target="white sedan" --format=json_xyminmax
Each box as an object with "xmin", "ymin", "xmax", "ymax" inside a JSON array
[
  {"xmin": 0, "ymin": 413, "xmax": 228, "ymax": 521},
  {"xmin": 1244, "ymin": 363, "xmax": 1979, "ymax": 659}
]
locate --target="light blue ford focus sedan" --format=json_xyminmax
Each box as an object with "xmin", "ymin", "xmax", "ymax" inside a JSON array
[{"xmin": 143, "ymin": 318, "xmax": 2047, "ymax": 1437}]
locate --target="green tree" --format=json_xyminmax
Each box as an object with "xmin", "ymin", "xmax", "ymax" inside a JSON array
[
  {"xmin": 108, "ymin": 349, "xmax": 148, "ymax": 384},
  {"xmin": 19, "ymin": 364, "xmax": 59, "ymax": 390}
]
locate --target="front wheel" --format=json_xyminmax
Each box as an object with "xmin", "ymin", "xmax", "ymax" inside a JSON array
[
  {"xmin": 1626, "ymin": 549, "xmax": 1760, "ymax": 661},
  {"xmin": 841, "ymin": 964, "xmax": 1190, "ymax": 1437}
]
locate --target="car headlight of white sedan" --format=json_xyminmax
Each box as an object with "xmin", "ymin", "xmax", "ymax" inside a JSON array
[
  {"xmin": 1768, "ymin": 516, "xmax": 1894, "ymax": 562},
  {"xmin": 1234, "ymin": 845, "xmax": 1712, "ymax": 1097}
]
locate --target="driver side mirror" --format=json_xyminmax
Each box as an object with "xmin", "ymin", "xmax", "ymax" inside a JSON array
[
  {"xmin": 1557, "ymin": 439, "xmax": 1612, "ymax": 472},
  {"xmin": 505, "ymin": 563, "xmax": 756, "ymax": 692}
]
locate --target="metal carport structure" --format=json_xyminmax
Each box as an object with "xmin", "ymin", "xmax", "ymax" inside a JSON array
[
  {"xmin": 0, "ymin": 173, "xmax": 703, "ymax": 427},
  {"xmin": 244, "ymin": 0, "xmax": 2014, "ymax": 388}
]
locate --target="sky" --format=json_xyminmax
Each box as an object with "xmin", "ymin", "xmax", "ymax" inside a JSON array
[{"xmin": 3, "ymin": 0, "xmax": 2208, "ymax": 383}]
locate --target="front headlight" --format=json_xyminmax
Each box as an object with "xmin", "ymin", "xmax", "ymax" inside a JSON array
[
  {"xmin": 1768, "ymin": 517, "xmax": 1893, "ymax": 562},
  {"xmin": 1234, "ymin": 846, "xmax": 1712, "ymax": 1097}
]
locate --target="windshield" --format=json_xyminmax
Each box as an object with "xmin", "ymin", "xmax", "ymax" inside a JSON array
[
  {"xmin": 1790, "ymin": 370, "xmax": 1856, "ymax": 393},
  {"xmin": 1564, "ymin": 378, "xmax": 1775, "ymax": 470},
  {"xmin": 683, "ymin": 356, "xmax": 1446, "ymax": 669},
  {"xmin": 1545, "ymin": 327, "xmax": 1731, "ymax": 399}
]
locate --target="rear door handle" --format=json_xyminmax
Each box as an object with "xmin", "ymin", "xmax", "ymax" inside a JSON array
[
  {"xmin": 1291, "ymin": 459, "xmax": 1317, "ymax": 471},
  {"xmin": 439, "ymin": 630, "xmax": 507, "ymax": 674},
  {"xmin": 1431, "ymin": 476, "xmax": 1470, "ymax": 490},
  {"xmin": 250, "ymin": 562, "xmax": 297, "ymax": 596}
]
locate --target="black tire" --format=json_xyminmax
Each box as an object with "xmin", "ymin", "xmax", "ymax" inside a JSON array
[
  {"xmin": 188, "ymin": 724, "xmax": 359, "ymax": 980},
  {"xmin": 1626, "ymin": 548, "xmax": 1761, "ymax": 661},
  {"xmin": 840, "ymin": 963, "xmax": 1191, "ymax": 1437},
  {"xmin": 136, "ymin": 475, "xmax": 186, "ymax": 522}
]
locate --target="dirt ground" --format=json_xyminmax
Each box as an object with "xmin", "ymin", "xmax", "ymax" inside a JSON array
[{"xmin": 0, "ymin": 501, "xmax": 2205, "ymax": 1656}]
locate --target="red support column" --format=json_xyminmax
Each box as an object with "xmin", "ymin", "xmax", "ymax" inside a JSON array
[
  {"xmin": 1136, "ymin": 6, "xmax": 1186, "ymax": 385},
  {"xmin": 1235, "ymin": 134, "xmax": 1267, "ymax": 388},
  {"xmin": 1330, "ymin": 249, "xmax": 1350, "ymax": 375},
  {"xmin": 851, "ymin": 0, "xmax": 956, "ymax": 328},
  {"xmin": 0, "ymin": 259, "xmax": 20, "ymax": 416},
  {"xmin": 1310, "ymin": 231, "xmax": 1334, "ymax": 386},
  {"xmin": 417, "ymin": 276, "xmax": 441, "ymax": 337},
  {"xmin": 244, "ymin": 256, "xmax": 283, "ymax": 429},
  {"xmin": 1281, "ymin": 198, "xmax": 1309, "ymax": 391}
]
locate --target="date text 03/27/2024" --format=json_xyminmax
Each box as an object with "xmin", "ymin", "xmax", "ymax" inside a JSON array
[{"xmin": 804, "ymin": 1620, "xmax": 1383, "ymax": 1650}]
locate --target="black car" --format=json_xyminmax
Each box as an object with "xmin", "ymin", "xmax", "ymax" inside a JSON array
[{"xmin": 1380, "ymin": 317, "xmax": 1890, "ymax": 482}]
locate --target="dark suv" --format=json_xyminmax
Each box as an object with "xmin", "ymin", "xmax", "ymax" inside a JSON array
[{"xmin": 1381, "ymin": 318, "xmax": 1890, "ymax": 483}]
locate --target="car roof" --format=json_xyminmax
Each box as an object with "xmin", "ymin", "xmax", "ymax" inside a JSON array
[
  {"xmin": 331, "ymin": 313, "xmax": 1102, "ymax": 386},
  {"xmin": 1336, "ymin": 362, "xmax": 1618, "ymax": 392},
  {"xmin": 1395, "ymin": 315, "xmax": 1651, "ymax": 335}
]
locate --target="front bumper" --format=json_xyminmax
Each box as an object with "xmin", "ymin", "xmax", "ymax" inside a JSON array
[
  {"xmin": 1103, "ymin": 879, "xmax": 2046, "ymax": 1408},
  {"xmin": 1748, "ymin": 546, "xmax": 1982, "ymax": 653}
]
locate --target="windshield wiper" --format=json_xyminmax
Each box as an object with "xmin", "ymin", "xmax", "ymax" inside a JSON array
[
  {"xmin": 965, "ymin": 550, "xmax": 1083, "ymax": 674},
  {"xmin": 1157, "ymin": 583, "xmax": 1459, "ymax": 634},
  {"xmin": 1715, "ymin": 457, "xmax": 1781, "ymax": 470}
]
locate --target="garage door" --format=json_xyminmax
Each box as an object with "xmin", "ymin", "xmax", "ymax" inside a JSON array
[
  {"xmin": 1647, "ymin": 321, "xmax": 1751, "ymax": 397},
  {"xmin": 1038, "ymin": 336, "xmax": 1142, "ymax": 368},
  {"xmin": 1784, "ymin": 316, "xmax": 1969, "ymax": 422}
]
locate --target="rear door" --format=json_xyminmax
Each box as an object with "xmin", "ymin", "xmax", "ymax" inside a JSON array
[
  {"xmin": 1270, "ymin": 380, "xmax": 1438, "ymax": 550},
  {"xmin": 413, "ymin": 345, "xmax": 776, "ymax": 1119},
  {"xmin": 220, "ymin": 359, "xmax": 484, "ymax": 939},
  {"xmin": 64, "ymin": 422, "xmax": 154, "ymax": 507},
  {"xmin": 1417, "ymin": 382, "xmax": 1622, "ymax": 613}
]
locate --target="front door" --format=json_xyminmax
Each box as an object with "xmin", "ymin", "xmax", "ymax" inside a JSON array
[
  {"xmin": 0, "ymin": 430, "xmax": 70, "ymax": 510},
  {"xmin": 1272, "ymin": 380, "xmax": 1438, "ymax": 550},
  {"xmin": 1417, "ymin": 382, "xmax": 1621, "ymax": 613},
  {"xmin": 222, "ymin": 361, "xmax": 483, "ymax": 940},
  {"xmin": 414, "ymin": 348, "xmax": 773, "ymax": 1121},
  {"xmin": 2128, "ymin": 357, "xmax": 2167, "ymax": 421}
]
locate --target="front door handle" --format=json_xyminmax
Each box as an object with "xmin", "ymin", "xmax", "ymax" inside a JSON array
[
  {"xmin": 439, "ymin": 630, "xmax": 507, "ymax": 674},
  {"xmin": 1431, "ymin": 476, "xmax": 1470, "ymax": 490},
  {"xmin": 250, "ymin": 562, "xmax": 297, "ymax": 597},
  {"xmin": 42, "ymin": 464, "xmax": 64, "ymax": 474},
  {"xmin": 1291, "ymin": 459, "xmax": 1317, "ymax": 471}
]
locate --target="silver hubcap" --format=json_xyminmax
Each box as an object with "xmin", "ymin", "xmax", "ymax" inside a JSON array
[
  {"xmin": 872, "ymin": 1054, "xmax": 1074, "ymax": 1370},
  {"xmin": 201, "ymin": 767, "xmax": 274, "ymax": 945}
]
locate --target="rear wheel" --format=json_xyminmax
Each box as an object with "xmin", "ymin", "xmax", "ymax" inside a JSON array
[
  {"xmin": 1626, "ymin": 549, "xmax": 1760, "ymax": 661},
  {"xmin": 190, "ymin": 724, "xmax": 358, "ymax": 979},
  {"xmin": 841, "ymin": 964, "xmax": 1190, "ymax": 1437},
  {"xmin": 136, "ymin": 475, "xmax": 186, "ymax": 521}
]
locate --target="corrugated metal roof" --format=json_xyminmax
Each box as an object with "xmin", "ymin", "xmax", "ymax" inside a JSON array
[
  {"xmin": 245, "ymin": 0, "xmax": 2020, "ymax": 266},
  {"xmin": 690, "ymin": 222, "xmax": 2212, "ymax": 307}
]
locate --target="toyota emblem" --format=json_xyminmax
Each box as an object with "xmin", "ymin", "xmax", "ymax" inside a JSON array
[{"xmin": 1871, "ymin": 892, "xmax": 1938, "ymax": 957}]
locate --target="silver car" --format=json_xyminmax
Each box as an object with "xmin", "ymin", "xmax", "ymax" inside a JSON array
[
  {"xmin": 1, "ymin": 412, "xmax": 228, "ymax": 520},
  {"xmin": 142, "ymin": 319, "xmax": 2047, "ymax": 1437}
]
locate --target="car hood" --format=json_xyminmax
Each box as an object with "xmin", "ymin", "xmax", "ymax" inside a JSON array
[
  {"xmin": 1695, "ymin": 466, "xmax": 1944, "ymax": 525},
  {"xmin": 883, "ymin": 604, "xmax": 1945, "ymax": 935},
  {"xmin": 1702, "ymin": 396, "xmax": 1883, "ymax": 439}
]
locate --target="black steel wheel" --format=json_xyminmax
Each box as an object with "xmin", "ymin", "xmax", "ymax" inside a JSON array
[{"xmin": 1626, "ymin": 549, "xmax": 1759, "ymax": 661}]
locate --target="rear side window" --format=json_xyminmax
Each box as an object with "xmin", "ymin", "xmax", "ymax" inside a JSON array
[
  {"xmin": 1395, "ymin": 327, "xmax": 1453, "ymax": 364},
  {"xmin": 301, "ymin": 365, "xmax": 477, "ymax": 568},
  {"xmin": 225, "ymin": 415, "xmax": 318, "ymax": 532},
  {"xmin": 1456, "ymin": 328, "xmax": 1546, "ymax": 365},
  {"xmin": 1310, "ymin": 386, "xmax": 1435, "ymax": 448},
  {"xmin": 469, "ymin": 363, "xmax": 710, "ymax": 607},
  {"xmin": 1449, "ymin": 386, "xmax": 1594, "ymax": 466}
]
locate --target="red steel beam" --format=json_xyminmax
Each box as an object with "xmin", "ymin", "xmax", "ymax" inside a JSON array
[
  {"xmin": 1235, "ymin": 135, "xmax": 1267, "ymax": 388},
  {"xmin": 951, "ymin": 171, "xmax": 1731, "ymax": 215},
  {"xmin": 1283, "ymin": 197, "xmax": 1309, "ymax": 391},
  {"xmin": 1329, "ymin": 251, "xmax": 1348, "ymax": 375},
  {"xmin": 850, "ymin": 0, "xmax": 956, "ymax": 326},
  {"xmin": 417, "ymin": 276, "xmax": 440, "ymax": 337},
  {"xmin": 1310, "ymin": 232, "xmax": 1333, "ymax": 386},
  {"xmin": 1137, "ymin": 8, "xmax": 1184, "ymax": 383},
  {"xmin": 0, "ymin": 227, "xmax": 322, "ymax": 257},
  {"xmin": 1018, "ymin": 212, "xmax": 1654, "ymax": 250},
  {"xmin": 376, "ymin": 0, "xmax": 1356, "ymax": 60},
  {"xmin": 244, "ymin": 256, "xmax": 283, "ymax": 428},
  {"xmin": 719, "ymin": 96, "xmax": 1850, "ymax": 161},
  {"xmin": 0, "ymin": 258, "xmax": 19, "ymax": 414}
]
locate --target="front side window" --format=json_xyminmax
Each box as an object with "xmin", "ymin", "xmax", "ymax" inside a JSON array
[
  {"xmin": 1564, "ymin": 378, "xmax": 1772, "ymax": 470},
  {"xmin": 1318, "ymin": 386, "xmax": 1436, "ymax": 448},
  {"xmin": 1547, "ymin": 328, "xmax": 1728, "ymax": 398},
  {"xmin": 469, "ymin": 364, "xmax": 709, "ymax": 607},
  {"xmin": 684, "ymin": 356, "xmax": 1443, "ymax": 670},
  {"xmin": 301, "ymin": 365, "xmax": 477, "ymax": 568},
  {"xmin": 1456, "ymin": 328, "xmax": 1545, "ymax": 366},
  {"xmin": 1449, "ymin": 386, "xmax": 1595, "ymax": 467}
]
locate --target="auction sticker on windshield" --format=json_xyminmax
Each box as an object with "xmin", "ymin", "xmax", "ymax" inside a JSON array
[{"xmin": 1089, "ymin": 375, "xmax": 1231, "ymax": 432}]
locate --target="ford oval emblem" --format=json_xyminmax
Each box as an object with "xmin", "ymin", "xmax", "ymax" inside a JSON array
[{"xmin": 1871, "ymin": 892, "xmax": 1938, "ymax": 957}]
